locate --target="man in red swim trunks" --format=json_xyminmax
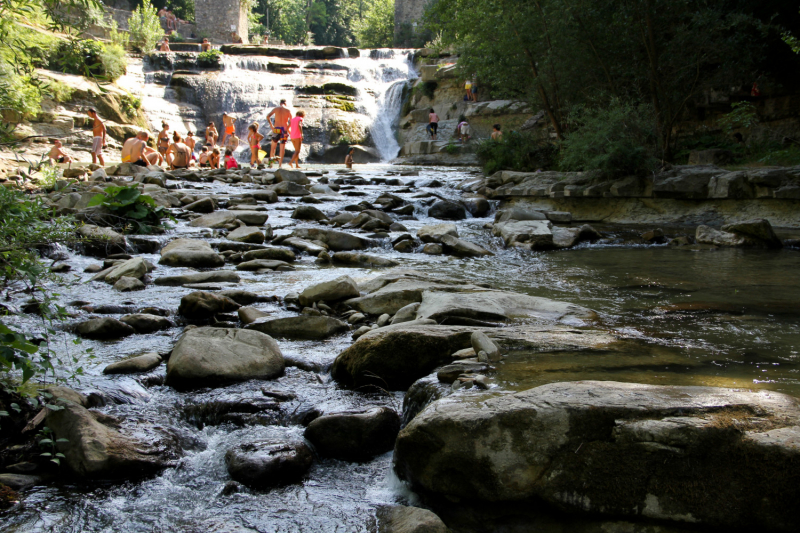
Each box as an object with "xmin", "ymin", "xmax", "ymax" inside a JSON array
[
  {"xmin": 266, "ymin": 99, "xmax": 291, "ymax": 168},
  {"xmin": 221, "ymin": 112, "xmax": 236, "ymax": 147}
]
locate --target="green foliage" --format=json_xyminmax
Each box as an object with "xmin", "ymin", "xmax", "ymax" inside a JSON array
[
  {"xmin": 45, "ymin": 80, "xmax": 75, "ymax": 103},
  {"xmin": 559, "ymin": 100, "xmax": 659, "ymax": 179},
  {"xmin": 100, "ymin": 43, "xmax": 127, "ymax": 81},
  {"xmin": 50, "ymin": 39, "xmax": 104, "ymax": 78},
  {"xmin": 120, "ymin": 93, "xmax": 142, "ymax": 118},
  {"xmin": 128, "ymin": 0, "xmax": 163, "ymax": 53},
  {"xmin": 169, "ymin": 32, "xmax": 187, "ymax": 43},
  {"xmin": 395, "ymin": 21, "xmax": 432, "ymax": 48},
  {"xmin": 0, "ymin": 323, "xmax": 40, "ymax": 385},
  {"xmin": 443, "ymin": 141, "xmax": 460, "ymax": 155},
  {"xmin": 354, "ymin": 0, "xmax": 394, "ymax": 48},
  {"xmin": 170, "ymin": 0, "xmax": 196, "ymax": 22},
  {"xmin": 198, "ymin": 49, "xmax": 223, "ymax": 67},
  {"xmin": 718, "ymin": 102, "xmax": 759, "ymax": 134},
  {"xmin": 108, "ymin": 20, "xmax": 130, "ymax": 50},
  {"xmin": 36, "ymin": 425, "xmax": 68, "ymax": 466},
  {"xmin": 476, "ymin": 131, "xmax": 557, "ymax": 175},
  {"xmin": 87, "ymin": 185, "xmax": 174, "ymax": 234}
]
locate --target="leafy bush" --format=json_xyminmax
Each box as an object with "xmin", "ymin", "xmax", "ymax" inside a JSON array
[
  {"xmin": 119, "ymin": 94, "xmax": 142, "ymax": 118},
  {"xmin": 87, "ymin": 185, "xmax": 174, "ymax": 234},
  {"xmin": 476, "ymin": 131, "xmax": 558, "ymax": 175},
  {"xmin": 559, "ymin": 100, "xmax": 659, "ymax": 179},
  {"xmin": 169, "ymin": 32, "xmax": 187, "ymax": 43},
  {"xmin": 354, "ymin": 0, "xmax": 395, "ymax": 48},
  {"xmin": 718, "ymin": 102, "xmax": 759, "ymax": 134},
  {"xmin": 128, "ymin": 0, "xmax": 163, "ymax": 53},
  {"xmin": 50, "ymin": 39, "xmax": 104, "ymax": 78},
  {"xmin": 99, "ymin": 43, "xmax": 127, "ymax": 81},
  {"xmin": 198, "ymin": 49, "xmax": 223, "ymax": 68}
]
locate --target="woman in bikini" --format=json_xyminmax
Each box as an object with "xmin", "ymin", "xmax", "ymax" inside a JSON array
[
  {"xmin": 157, "ymin": 122, "xmax": 170, "ymax": 157},
  {"xmin": 288, "ymin": 110, "xmax": 305, "ymax": 169},
  {"xmin": 166, "ymin": 132, "xmax": 192, "ymax": 170},
  {"xmin": 247, "ymin": 123, "xmax": 264, "ymax": 167},
  {"xmin": 205, "ymin": 122, "xmax": 218, "ymax": 147}
]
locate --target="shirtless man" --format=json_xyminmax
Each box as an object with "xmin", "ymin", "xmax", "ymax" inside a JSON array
[
  {"xmin": 221, "ymin": 112, "xmax": 236, "ymax": 146},
  {"xmin": 160, "ymin": 37, "xmax": 171, "ymax": 52},
  {"xmin": 48, "ymin": 139, "xmax": 72, "ymax": 164},
  {"xmin": 121, "ymin": 131, "xmax": 160, "ymax": 167},
  {"xmin": 224, "ymin": 132, "xmax": 240, "ymax": 153},
  {"xmin": 491, "ymin": 123, "xmax": 503, "ymax": 141},
  {"xmin": 266, "ymin": 99, "xmax": 291, "ymax": 168},
  {"xmin": 87, "ymin": 108, "xmax": 106, "ymax": 167},
  {"xmin": 185, "ymin": 131, "xmax": 197, "ymax": 163},
  {"xmin": 201, "ymin": 38, "xmax": 211, "ymax": 52}
]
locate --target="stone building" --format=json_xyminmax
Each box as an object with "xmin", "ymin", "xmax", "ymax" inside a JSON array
[
  {"xmin": 394, "ymin": 0, "xmax": 432, "ymax": 37},
  {"xmin": 195, "ymin": 0, "xmax": 249, "ymax": 44}
]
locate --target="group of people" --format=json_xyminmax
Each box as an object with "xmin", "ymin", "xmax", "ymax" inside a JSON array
[{"xmin": 157, "ymin": 8, "xmax": 183, "ymax": 33}]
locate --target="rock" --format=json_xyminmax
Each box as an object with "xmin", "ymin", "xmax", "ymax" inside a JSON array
[
  {"xmin": 721, "ymin": 218, "xmax": 782, "ymax": 249},
  {"xmin": 225, "ymin": 438, "xmax": 313, "ymax": 488},
  {"xmin": 275, "ymin": 168, "xmax": 310, "ymax": 185},
  {"xmin": 291, "ymin": 205, "xmax": 329, "ymax": 221},
  {"xmin": 463, "ymin": 197, "xmax": 491, "ymax": 217},
  {"xmin": 390, "ymin": 303, "xmax": 421, "ymax": 325},
  {"xmin": 75, "ymin": 317, "xmax": 135, "ymax": 339},
  {"xmin": 688, "ymin": 148, "xmax": 734, "ymax": 165},
  {"xmin": 299, "ymin": 275, "xmax": 360, "ymax": 306},
  {"xmin": 238, "ymin": 307, "xmax": 269, "ymax": 325},
  {"xmin": 154, "ymin": 270, "xmax": 241, "ymax": 286},
  {"xmin": 241, "ymin": 247, "xmax": 296, "ymax": 263},
  {"xmin": 695, "ymin": 225, "xmax": 749, "ymax": 247},
  {"xmin": 233, "ymin": 210, "xmax": 269, "ymax": 226},
  {"xmin": 708, "ymin": 171, "xmax": 752, "ymax": 199},
  {"xmin": 471, "ymin": 331, "xmax": 500, "ymax": 362},
  {"xmin": 551, "ymin": 225, "xmax": 602, "ymax": 249},
  {"xmin": 439, "ymin": 234, "xmax": 492, "ymax": 257},
  {"xmin": 103, "ymin": 257, "xmax": 148, "ymax": 284},
  {"xmin": 377, "ymin": 313, "xmax": 391, "ymax": 327},
  {"xmin": 178, "ymin": 291, "xmax": 241, "ymax": 319},
  {"xmin": 422, "ymin": 244, "xmax": 443, "ymax": 255},
  {"xmin": 218, "ymin": 290, "xmax": 260, "ymax": 306},
  {"xmin": 159, "ymin": 239, "xmax": 224, "ymax": 268},
  {"xmin": 348, "ymin": 312, "xmax": 366, "ymax": 324},
  {"xmin": 45, "ymin": 394, "xmax": 174, "ymax": 478},
  {"xmin": 188, "ymin": 211, "xmax": 239, "ymax": 229},
  {"xmin": 652, "ymin": 165, "xmax": 723, "ymax": 199},
  {"xmin": 236, "ymin": 259, "xmax": 293, "ymax": 271},
  {"xmin": 418, "ymin": 223, "xmax": 458, "ymax": 243},
  {"xmin": 428, "ymin": 201, "xmax": 467, "ymax": 220},
  {"xmin": 492, "ymin": 220, "xmax": 554, "ymax": 248},
  {"xmin": 640, "ymin": 228, "xmax": 666, "ymax": 243},
  {"xmin": 271, "ymin": 181, "xmax": 310, "ymax": 196},
  {"xmin": 113, "ymin": 276, "xmax": 145, "ymax": 292},
  {"xmin": 394, "ymin": 240, "xmax": 415, "ymax": 253},
  {"xmin": 227, "ymin": 226, "xmax": 265, "ymax": 244},
  {"xmin": 103, "ymin": 352, "xmax": 162, "ymax": 374},
  {"xmin": 119, "ymin": 313, "xmax": 172, "ymax": 334},
  {"xmin": 246, "ymin": 315, "xmax": 349, "ymax": 340},
  {"xmin": 330, "ymin": 212, "xmax": 356, "ymax": 226},
  {"xmin": 283, "ymin": 237, "xmax": 328, "ymax": 255},
  {"xmin": 77, "ymin": 225, "xmax": 127, "ymax": 256},
  {"xmin": 494, "ymin": 207, "xmax": 547, "ymax": 223},
  {"xmin": 291, "ymin": 228, "xmax": 370, "ymax": 251},
  {"xmin": 253, "ymin": 190, "xmax": 278, "ymax": 203},
  {"xmin": 546, "ymin": 211, "xmax": 572, "ymax": 223},
  {"xmin": 0, "ymin": 473, "xmax": 41, "ymax": 491},
  {"xmin": 437, "ymin": 361, "xmax": 493, "ymax": 384},
  {"xmin": 376, "ymin": 506, "xmax": 448, "ymax": 533},
  {"xmin": 333, "ymin": 252, "xmax": 400, "ymax": 268},
  {"xmin": 394, "ymin": 381, "xmax": 800, "ymax": 531},
  {"xmin": 166, "ymin": 327, "xmax": 284, "ymax": 389},
  {"xmin": 304, "ymin": 407, "xmax": 400, "ymax": 461},
  {"xmin": 184, "ymin": 197, "xmax": 216, "ymax": 213}
]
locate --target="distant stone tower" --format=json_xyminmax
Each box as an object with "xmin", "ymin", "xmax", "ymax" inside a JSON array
[
  {"xmin": 195, "ymin": 0, "xmax": 249, "ymax": 44},
  {"xmin": 394, "ymin": 0, "xmax": 432, "ymax": 39}
]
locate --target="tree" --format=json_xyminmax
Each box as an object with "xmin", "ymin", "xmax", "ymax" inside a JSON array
[
  {"xmin": 128, "ymin": 0, "xmax": 164, "ymax": 52},
  {"xmin": 355, "ymin": 0, "xmax": 394, "ymax": 48}
]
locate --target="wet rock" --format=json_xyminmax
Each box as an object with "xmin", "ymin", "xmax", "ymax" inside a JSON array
[
  {"xmin": 275, "ymin": 168, "xmax": 310, "ymax": 185},
  {"xmin": 394, "ymin": 240, "xmax": 415, "ymax": 253},
  {"xmin": 167, "ymin": 327, "xmax": 284, "ymax": 389},
  {"xmin": 546, "ymin": 211, "xmax": 572, "ymax": 223},
  {"xmin": 721, "ymin": 218, "xmax": 782, "ymax": 249},
  {"xmin": 159, "ymin": 238, "xmax": 224, "ymax": 268},
  {"xmin": 376, "ymin": 505, "xmax": 448, "ymax": 533},
  {"xmin": 271, "ymin": 181, "xmax": 310, "ymax": 196},
  {"xmin": 304, "ymin": 407, "xmax": 401, "ymax": 461},
  {"xmin": 0, "ymin": 473, "xmax": 41, "ymax": 491},
  {"xmin": 346, "ymin": 276, "xmax": 485, "ymax": 316},
  {"xmin": 391, "ymin": 303, "xmax": 421, "ymax": 325},
  {"xmin": 242, "ymin": 247, "xmax": 296, "ymax": 262},
  {"xmin": 227, "ymin": 226, "xmax": 265, "ymax": 244},
  {"xmin": 154, "ymin": 270, "xmax": 241, "ymax": 286},
  {"xmin": 103, "ymin": 352, "xmax": 163, "ymax": 374},
  {"xmin": 178, "ymin": 291, "xmax": 241, "ymax": 319},
  {"xmin": 394, "ymin": 381, "xmax": 800, "ymax": 531},
  {"xmin": 299, "ymin": 275, "xmax": 360, "ymax": 307},
  {"xmin": 283, "ymin": 237, "xmax": 328, "ymax": 255},
  {"xmin": 463, "ymin": 197, "xmax": 490, "ymax": 217},
  {"xmin": 189, "ymin": 211, "xmax": 239, "ymax": 229},
  {"xmin": 102, "ymin": 257, "xmax": 148, "ymax": 284},
  {"xmin": 439, "ymin": 234, "xmax": 492, "ymax": 258},
  {"xmin": 113, "ymin": 276, "xmax": 145, "ymax": 292},
  {"xmin": 233, "ymin": 211, "xmax": 269, "ymax": 226},
  {"xmin": 225, "ymin": 438, "xmax": 313, "ymax": 489},
  {"xmin": 437, "ymin": 361, "xmax": 493, "ymax": 384},
  {"xmin": 695, "ymin": 226, "xmax": 749, "ymax": 247},
  {"xmin": 551, "ymin": 224, "xmax": 602, "ymax": 249},
  {"xmin": 494, "ymin": 207, "xmax": 547, "ymax": 223},
  {"xmin": 418, "ymin": 224, "xmax": 458, "ymax": 243},
  {"xmin": 236, "ymin": 259, "xmax": 294, "ymax": 271},
  {"xmin": 422, "ymin": 244, "xmax": 443, "ymax": 255},
  {"xmin": 291, "ymin": 228, "xmax": 370, "ymax": 251},
  {"xmin": 330, "ymin": 212, "xmax": 356, "ymax": 227},
  {"xmin": 332, "ymin": 252, "xmax": 399, "ymax": 268},
  {"xmin": 492, "ymin": 220, "xmax": 553, "ymax": 248},
  {"xmin": 471, "ymin": 331, "xmax": 500, "ymax": 361},
  {"xmin": 120, "ymin": 313, "xmax": 173, "ymax": 333},
  {"xmin": 428, "ymin": 201, "xmax": 467, "ymax": 220},
  {"xmin": 75, "ymin": 317, "xmax": 136, "ymax": 339},
  {"xmin": 253, "ymin": 190, "xmax": 278, "ymax": 203},
  {"xmin": 348, "ymin": 312, "xmax": 366, "ymax": 324},
  {"xmin": 77, "ymin": 225, "xmax": 127, "ymax": 257},
  {"xmin": 377, "ymin": 313, "xmax": 391, "ymax": 327},
  {"xmin": 238, "ymin": 307, "xmax": 270, "ymax": 325},
  {"xmin": 291, "ymin": 205, "xmax": 329, "ymax": 221},
  {"xmin": 246, "ymin": 315, "xmax": 349, "ymax": 340},
  {"xmin": 45, "ymin": 393, "xmax": 175, "ymax": 478},
  {"xmin": 84, "ymin": 264, "xmax": 103, "ymax": 273},
  {"xmin": 185, "ymin": 197, "xmax": 215, "ymax": 213},
  {"xmin": 641, "ymin": 228, "xmax": 666, "ymax": 243},
  {"xmin": 218, "ymin": 290, "xmax": 260, "ymax": 306}
]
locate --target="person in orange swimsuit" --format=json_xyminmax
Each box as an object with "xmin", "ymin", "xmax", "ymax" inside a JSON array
[{"xmin": 221, "ymin": 112, "xmax": 236, "ymax": 146}]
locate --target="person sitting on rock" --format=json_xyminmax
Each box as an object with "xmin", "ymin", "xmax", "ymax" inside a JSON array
[
  {"xmin": 224, "ymin": 148, "xmax": 239, "ymax": 169},
  {"xmin": 166, "ymin": 10, "xmax": 177, "ymax": 32},
  {"xmin": 201, "ymin": 38, "xmax": 211, "ymax": 52},
  {"xmin": 198, "ymin": 146, "xmax": 211, "ymax": 167},
  {"xmin": 166, "ymin": 132, "xmax": 192, "ymax": 170},
  {"xmin": 345, "ymin": 148, "xmax": 355, "ymax": 169},
  {"xmin": 160, "ymin": 37, "xmax": 171, "ymax": 52},
  {"xmin": 48, "ymin": 139, "xmax": 72, "ymax": 164},
  {"xmin": 210, "ymin": 147, "xmax": 221, "ymax": 169},
  {"xmin": 121, "ymin": 131, "xmax": 161, "ymax": 167}
]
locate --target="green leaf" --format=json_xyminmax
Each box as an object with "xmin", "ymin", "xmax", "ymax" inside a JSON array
[{"xmin": 39, "ymin": 438, "xmax": 53, "ymax": 445}]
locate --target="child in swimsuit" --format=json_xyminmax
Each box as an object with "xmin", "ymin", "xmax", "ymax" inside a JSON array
[
  {"xmin": 247, "ymin": 123, "xmax": 264, "ymax": 167},
  {"xmin": 224, "ymin": 149, "xmax": 239, "ymax": 170}
]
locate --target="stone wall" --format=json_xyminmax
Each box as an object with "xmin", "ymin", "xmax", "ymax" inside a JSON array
[{"xmin": 195, "ymin": 0, "xmax": 249, "ymax": 44}]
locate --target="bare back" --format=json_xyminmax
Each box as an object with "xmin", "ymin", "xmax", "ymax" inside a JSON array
[
  {"xmin": 269, "ymin": 106, "xmax": 292, "ymax": 129},
  {"xmin": 122, "ymin": 137, "xmax": 144, "ymax": 163}
]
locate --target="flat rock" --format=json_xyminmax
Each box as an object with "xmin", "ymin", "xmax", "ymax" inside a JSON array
[
  {"xmin": 246, "ymin": 315, "xmax": 349, "ymax": 340},
  {"xmin": 178, "ymin": 291, "xmax": 241, "ymax": 319},
  {"xmin": 227, "ymin": 226, "xmax": 265, "ymax": 244},
  {"xmin": 119, "ymin": 313, "xmax": 173, "ymax": 333},
  {"xmin": 103, "ymin": 257, "xmax": 148, "ymax": 284},
  {"xmin": 492, "ymin": 220, "xmax": 553, "ymax": 248},
  {"xmin": 242, "ymin": 247, "xmax": 296, "ymax": 262},
  {"xmin": 75, "ymin": 317, "xmax": 135, "ymax": 339},
  {"xmin": 159, "ymin": 238, "xmax": 224, "ymax": 268},
  {"xmin": 299, "ymin": 275, "xmax": 360, "ymax": 307},
  {"xmin": 291, "ymin": 228, "xmax": 370, "ymax": 251},
  {"xmin": 238, "ymin": 307, "xmax": 270, "ymax": 325},
  {"xmin": 333, "ymin": 252, "xmax": 400, "ymax": 268},
  {"xmin": 236, "ymin": 259, "xmax": 294, "ymax": 271},
  {"xmin": 283, "ymin": 237, "xmax": 327, "ymax": 255},
  {"xmin": 418, "ymin": 223, "xmax": 458, "ymax": 243},
  {"xmin": 77, "ymin": 225, "xmax": 127, "ymax": 256},
  {"xmin": 439, "ymin": 234, "xmax": 492, "ymax": 257},
  {"xmin": 154, "ymin": 270, "xmax": 241, "ymax": 286},
  {"xmin": 103, "ymin": 352, "xmax": 163, "ymax": 374}
]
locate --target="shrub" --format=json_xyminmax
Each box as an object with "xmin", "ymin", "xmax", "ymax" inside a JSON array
[
  {"xmin": 119, "ymin": 94, "xmax": 142, "ymax": 118},
  {"xmin": 87, "ymin": 185, "xmax": 174, "ymax": 234},
  {"xmin": 198, "ymin": 49, "xmax": 223, "ymax": 68},
  {"xmin": 99, "ymin": 43, "xmax": 126, "ymax": 81},
  {"xmin": 476, "ymin": 131, "xmax": 558, "ymax": 175},
  {"xmin": 50, "ymin": 39, "xmax": 105, "ymax": 78},
  {"xmin": 128, "ymin": 0, "xmax": 163, "ymax": 53},
  {"xmin": 718, "ymin": 102, "xmax": 759, "ymax": 134},
  {"xmin": 559, "ymin": 100, "xmax": 659, "ymax": 179}
]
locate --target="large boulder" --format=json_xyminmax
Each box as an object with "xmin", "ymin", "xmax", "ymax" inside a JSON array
[
  {"xmin": 417, "ymin": 223, "xmax": 458, "ymax": 244},
  {"xmin": 438, "ymin": 234, "xmax": 492, "ymax": 257},
  {"xmin": 428, "ymin": 201, "xmax": 467, "ymax": 220},
  {"xmin": 345, "ymin": 278, "xmax": 487, "ymax": 316},
  {"xmin": 159, "ymin": 239, "xmax": 224, "ymax": 268},
  {"xmin": 77, "ymin": 225, "xmax": 127, "ymax": 256},
  {"xmin": 721, "ymin": 218, "xmax": 782, "ymax": 249},
  {"xmin": 166, "ymin": 327, "xmax": 284, "ymax": 389},
  {"xmin": 178, "ymin": 291, "xmax": 241, "ymax": 319},
  {"xmin": 246, "ymin": 316, "xmax": 349, "ymax": 340},
  {"xmin": 299, "ymin": 275, "xmax": 360, "ymax": 306},
  {"xmin": 492, "ymin": 220, "xmax": 553, "ymax": 248},
  {"xmin": 652, "ymin": 166, "xmax": 722, "ymax": 199},
  {"xmin": 291, "ymin": 228, "xmax": 371, "ymax": 251},
  {"xmin": 45, "ymin": 393, "xmax": 175, "ymax": 478},
  {"xmin": 75, "ymin": 317, "xmax": 135, "ymax": 339},
  {"xmin": 154, "ymin": 270, "xmax": 241, "ymax": 286},
  {"xmin": 227, "ymin": 226, "xmax": 265, "ymax": 244},
  {"xmin": 275, "ymin": 168, "xmax": 310, "ymax": 185},
  {"xmin": 225, "ymin": 438, "xmax": 313, "ymax": 488},
  {"xmin": 304, "ymin": 407, "xmax": 400, "ymax": 461},
  {"xmin": 394, "ymin": 381, "xmax": 800, "ymax": 531},
  {"xmin": 377, "ymin": 506, "xmax": 448, "ymax": 533}
]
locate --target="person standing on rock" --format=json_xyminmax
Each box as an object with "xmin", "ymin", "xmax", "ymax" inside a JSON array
[
  {"xmin": 288, "ymin": 109, "xmax": 305, "ymax": 169},
  {"xmin": 157, "ymin": 122, "xmax": 170, "ymax": 158},
  {"xmin": 464, "ymin": 79, "xmax": 472, "ymax": 101},
  {"xmin": 267, "ymin": 99, "xmax": 291, "ymax": 167},
  {"xmin": 247, "ymin": 123, "xmax": 264, "ymax": 167},
  {"xmin": 166, "ymin": 132, "xmax": 192, "ymax": 170},
  {"xmin": 205, "ymin": 122, "xmax": 218, "ymax": 147},
  {"xmin": 221, "ymin": 112, "xmax": 237, "ymax": 147},
  {"xmin": 87, "ymin": 108, "xmax": 106, "ymax": 167},
  {"xmin": 185, "ymin": 131, "xmax": 198, "ymax": 164},
  {"xmin": 427, "ymin": 109, "xmax": 439, "ymax": 140}
]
